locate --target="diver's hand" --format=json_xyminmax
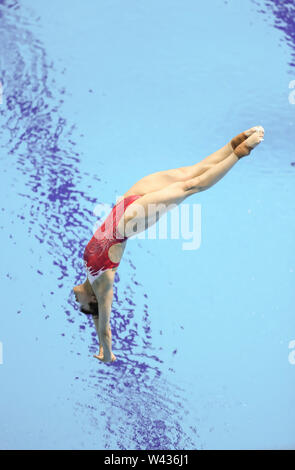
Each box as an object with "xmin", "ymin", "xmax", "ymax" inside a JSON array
[{"xmin": 94, "ymin": 352, "xmax": 116, "ymax": 363}]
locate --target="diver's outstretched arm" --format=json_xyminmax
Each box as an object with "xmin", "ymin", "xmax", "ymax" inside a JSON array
[
  {"xmin": 96, "ymin": 287, "xmax": 115, "ymax": 363},
  {"xmin": 92, "ymin": 316, "xmax": 104, "ymax": 358}
]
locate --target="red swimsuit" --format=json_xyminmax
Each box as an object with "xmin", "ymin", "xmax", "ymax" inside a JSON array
[{"xmin": 83, "ymin": 195, "xmax": 141, "ymax": 283}]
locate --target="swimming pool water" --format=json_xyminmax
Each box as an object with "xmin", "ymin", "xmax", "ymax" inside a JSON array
[{"xmin": 0, "ymin": 0, "xmax": 294, "ymax": 450}]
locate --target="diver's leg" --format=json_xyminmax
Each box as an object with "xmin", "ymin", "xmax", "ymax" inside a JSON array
[
  {"xmin": 123, "ymin": 126, "xmax": 263, "ymax": 197},
  {"xmin": 121, "ymin": 155, "xmax": 239, "ymax": 238},
  {"xmin": 121, "ymin": 130, "xmax": 264, "ymax": 237}
]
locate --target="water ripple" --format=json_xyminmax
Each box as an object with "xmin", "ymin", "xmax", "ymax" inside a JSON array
[
  {"xmin": 252, "ymin": 0, "xmax": 295, "ymax": 67},
  {"xmin": 0, "ymin": 0, "xmax": 199, "ymax": 449}
]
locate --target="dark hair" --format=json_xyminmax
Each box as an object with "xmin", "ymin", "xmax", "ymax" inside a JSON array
[{"xmin": 80, "ymin": 301, "xmax": 99, "ymax": 318}]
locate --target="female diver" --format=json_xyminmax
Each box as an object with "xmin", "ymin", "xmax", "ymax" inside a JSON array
[{"xmin": 73, "ymin": 126, "xmax": 264, "ymax": 363}]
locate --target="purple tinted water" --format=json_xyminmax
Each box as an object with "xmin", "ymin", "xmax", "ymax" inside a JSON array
[
  {"xmin": 0, "ymin": 0, "xmax": 198, "ymax": 450},
  {"xmin": 0, "ymin": 0, "xmax": 294, "ymax": 450}
]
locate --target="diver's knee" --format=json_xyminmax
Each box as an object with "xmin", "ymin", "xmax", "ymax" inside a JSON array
[{"xmin": 183, "ymin": 177, "xmax": 203, "ymax": 193}]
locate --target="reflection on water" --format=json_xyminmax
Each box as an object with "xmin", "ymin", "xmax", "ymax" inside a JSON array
[
  {"xmin": 0, "ymin": 0, "xmax": 198, "ymax": 449},
  {"xmin": 252, "ymin": 1, "xmax": 295, "ymax": 167},
  {"xmin": 253, "ymin": 0, "xmax": 295, "ymax": 67}
]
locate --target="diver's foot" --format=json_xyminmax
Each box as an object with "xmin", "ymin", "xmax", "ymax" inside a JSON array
[
  {"xmin": 233, "ymin": 126, "xmax": 264, "ymax": 158},
  {"xmin": 230, "ymin": 126, "xmax": 264, "ymax": 152}
]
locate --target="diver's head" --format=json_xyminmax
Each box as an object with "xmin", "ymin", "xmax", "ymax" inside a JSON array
[{"xmin": 73, "ymin": 283, "xmax": 98, "ymax": 317}]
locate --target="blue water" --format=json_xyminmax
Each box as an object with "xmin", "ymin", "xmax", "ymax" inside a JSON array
[{"xmin": 0, "ymin": 0, "xmax": 294, "ymax": 450}]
